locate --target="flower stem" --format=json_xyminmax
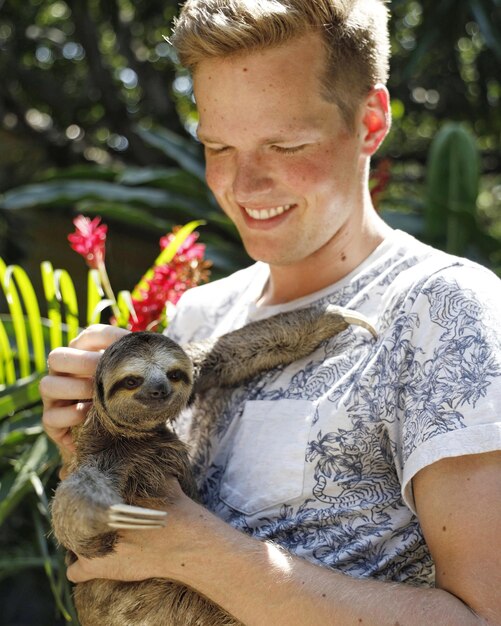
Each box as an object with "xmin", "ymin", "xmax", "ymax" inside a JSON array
[{"xmin": 97, "ymin": 261, "xmax": 121, "ymax": 322}]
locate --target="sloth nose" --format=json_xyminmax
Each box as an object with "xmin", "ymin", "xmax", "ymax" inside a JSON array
[
  {"xmin": 146, "ymin": 381, "xmax": 170, "ymax": 399},
  {"xmin": 136, "ymin": 379, "xmax": 171, "ymax": 402}
]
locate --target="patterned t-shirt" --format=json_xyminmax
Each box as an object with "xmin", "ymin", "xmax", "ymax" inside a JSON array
[{"xmin": 167, "ymin": 229, "xmax": 501, "ymax": 586}]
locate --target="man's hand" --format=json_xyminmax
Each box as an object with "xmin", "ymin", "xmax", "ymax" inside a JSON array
[
  {"xmin": 66, "ymin": 479, "xmax": 201, "ymax": 584},
  {"xmin": 40, "ymin": 324, "xmax": 129, "ymax": 460}
]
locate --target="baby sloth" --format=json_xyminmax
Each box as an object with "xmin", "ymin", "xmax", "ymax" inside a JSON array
[{"xmin": 51, "ymin": 305, "xmax": 376, "ymax": 626}]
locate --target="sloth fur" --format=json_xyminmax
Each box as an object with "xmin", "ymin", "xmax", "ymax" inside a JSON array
[{"xmin": 51, "ymin": 305, "xmax": 376, "ymax": 626}]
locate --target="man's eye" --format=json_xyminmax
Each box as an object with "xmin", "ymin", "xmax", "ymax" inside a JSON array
[
  {"xmin": 205, "ymin": 145, "xmax": 229, "ymax": 154},
  {"xmin": 272, "ymin": 145, "xmax": 306, "ymax": 154}
]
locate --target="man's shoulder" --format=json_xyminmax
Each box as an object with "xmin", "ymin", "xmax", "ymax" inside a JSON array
[
  {"xmin": 376, "ymin": 230, "xmax": 500, "ymax": 300},
  {"xmin": 167, "ymin": 262, "xmax": 266, "ymax": 343}
]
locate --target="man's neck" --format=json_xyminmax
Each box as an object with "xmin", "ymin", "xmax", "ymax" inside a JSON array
[{"xmin": 256, "ymin": 212, "xmax": 393, "ymax": 307}]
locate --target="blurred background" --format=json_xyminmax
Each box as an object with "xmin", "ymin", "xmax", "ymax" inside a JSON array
[
  {"xmin": 0, "ymin": 0, "xmax": 500, "ymax": 624},
  {"xmin": 0, "ymin": 0, "xmax": 500, "ymax": 295}
]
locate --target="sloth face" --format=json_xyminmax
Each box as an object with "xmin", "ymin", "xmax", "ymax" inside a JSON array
[{"xmin": 94, "ymin": 333, "xmax": 193, "ymax": 433}]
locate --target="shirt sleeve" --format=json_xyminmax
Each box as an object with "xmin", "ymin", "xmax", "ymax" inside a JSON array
[{"xmin": 393, "ymin": 263, "xmax": 501, "ymax": 514}]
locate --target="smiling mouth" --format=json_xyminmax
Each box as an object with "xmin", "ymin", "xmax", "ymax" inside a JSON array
[{"xmin": 242, "ymin": 204, "xmax": 295, "ymax": 221}]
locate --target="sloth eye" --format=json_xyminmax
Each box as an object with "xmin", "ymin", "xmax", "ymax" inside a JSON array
[
  {"xmin": 167, "ymin": 369, "xmax": 184, "ymax": 383},
  {"xmin": 123, "ymin": 376, "xmax": 142, "ymax": 389}
]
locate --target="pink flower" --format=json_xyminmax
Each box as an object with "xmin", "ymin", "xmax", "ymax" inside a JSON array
[
  {"xmin": 68, "ymin": 216, "xmax": 211, "ymax": 331},
  {"xmin": 128, "ymin": 231, "xmax": 211, "ymax": 332},
  {"xmin": 68, "ymin": 215, "xmax": 107, "ymax": 269},
  {"xmin": 159, "ymin": 232, "xmax": 206, "ymax": 262}
]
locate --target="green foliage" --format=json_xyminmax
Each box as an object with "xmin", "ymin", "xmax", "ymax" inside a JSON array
[
  {"xmin": 0, "ymin": 125, "xmax": 250, "ymax": 279},
  {"xmin": 0, "ymin": 258, "xmax": 91, "ymax": 624},
  {"xmin": 387, "ymin": 0, "xmax": 501, "ymax": 151},
  {"xmin": 0, "ymin": 2, "xmax": 500, "ymax": 621},
  {"xmin": 0, "ymin": 218, "xmax": 209, "ymax": 623},
  {"xmin": 0, "ymin": 0, "xmax": 184, "ymax": 187},
  {"xmin": 425, "ymin": 123, "xmax": 480, "ymax": 254},
  {"xmin": 379, "ymin": 120, "xmax": 500, "ymax": 273}
]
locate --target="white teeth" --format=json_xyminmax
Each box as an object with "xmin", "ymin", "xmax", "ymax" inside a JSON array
[{"xmin": 243, "ymin": 204, "xmax": 293, "ymax": 220}]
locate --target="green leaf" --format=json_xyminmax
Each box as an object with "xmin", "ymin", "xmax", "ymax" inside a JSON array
[
  {"xmin": 0, "ymin": 316, "xmax": 16, "ymax": 386},
  {"xmin": 134, "ymin": 126, "xmax": 206, "ymax": 182},
  {"xmin": 80, "ymin": 202, "xmax": 175, "ymax": 231},
  {"xmin": 470, "ymin": 0, "xmax": 501, "ymax": 61},
  {"xmin": 0, "ymin": 555, "xmax": 51, "ymax": 578},
  {"xmin": 5, "ymin": 265, "xmax": 46, "ymax": 373},
  {"xmin": 41, "ymin": 261, "xmax": 64, "ymax": 351},
  {"xmin": 0, "ymin": 434, "xmax": 55, "ymax": 526},
  {"xmin": 33, "ymin": 509, "xmax": 73, "ymax": 622},
  {"xmin": 87, "ymin": 269, "xmax": 104, "ymax": 326},
  {"xmin": 131, "ymin": 220, "xmax": 205, "ymax": 300},
  {"xmin": 1, "ymin": 180, "xmax": 209, "ymax": 214},
  {"xmin": 0, "ymin": 259, "xmax": 31, "ymax": 378},
  {"xmin": 117, "ymin": 166, "xmax": 208, "ymax": 198},
  {"xmin": 0, "ymin": 373, "xmax": 44, "ymax": 419},
  {"xmin": 115, "ymin": 290, "xmax": 136, "ymax": 328},
  {"xmin": 53, "ymin": 269, "xmax": 80, "ymax": 342}
]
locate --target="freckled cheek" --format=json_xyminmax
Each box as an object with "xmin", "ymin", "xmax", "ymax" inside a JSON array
[
  {"xmin": 280, "ymin": 158, "xmax": 338, "ymax": 195},
  {"xmin": 204, "ymin": 161, "xmax": 229, "ymax": 198}
]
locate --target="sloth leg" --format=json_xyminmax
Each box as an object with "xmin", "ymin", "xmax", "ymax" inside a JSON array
[
  {"xmin": 188, "ymin": 304, "xmax": 377, "ymax": 392},
  {"xmin": 51, "ymin": 462, "xmax": 166, "ymax": 557}
]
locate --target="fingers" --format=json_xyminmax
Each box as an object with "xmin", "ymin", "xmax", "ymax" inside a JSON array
[
  {"xmin": 39, "ymin": 324, "xmax": 129, "ymax": 463},
  {"xmin": 40, "ymin": 375, "xmax": 94, "ymax": 405},
  {"xmin": 44, "ymin": 324, "xmax": 129, "ymax": 382},
  {"xmin": 43, "ymin": 400, "xmax": 91, "ymax": 430},
  {"xmin": 69, "ymin": 324, "xmax": 129, "ymax": 351},
  {"xmin": 67, "ymin": 556, "xmax": 96, "ymax": 583},
  {"xmin": 42, "ymin": 401, "xmax": 91, "ymax": 450},
  {"xmin": 40, "ymin": 373, "xmax": 93, "ymax": 450},
  {"xmin": 66, "ymin": 547, "xmax": 132, "ymax": 583},
  {"xmin": 47, "ymin": 348, "xmax": 102, "ymax": 378}
]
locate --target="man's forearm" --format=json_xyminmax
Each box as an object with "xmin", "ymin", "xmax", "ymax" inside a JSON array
[{"xmin": 175, "ymin": 504, "xmax": 483, "ymax": 626}]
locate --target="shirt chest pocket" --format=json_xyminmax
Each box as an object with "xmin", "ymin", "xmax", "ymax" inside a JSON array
[{"xmin": 220, "ymin": 399, "xmax": 315, "ymax": 516}]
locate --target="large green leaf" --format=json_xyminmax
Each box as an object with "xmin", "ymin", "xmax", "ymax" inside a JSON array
[
  {"xmin": 134, "ymin": 126, "xmax": 206, "ymax": 182},
  {"xmin": 470, "ymin": 0, "xmax": 501, "ymax": 60},
  {"xmin": 0, "ymin": 434, "xmax": 57, "ymax": 526},
  {"xmin": 1, "ymin": 180, "xmax": 210, "ymax": 214},
  {"xmin": 0, "ymin": 373, "xmax": 44, "ymax": 419},
  {"xmin": 117, "ymin": 166, "xmax": 209, "ymax": 198}
]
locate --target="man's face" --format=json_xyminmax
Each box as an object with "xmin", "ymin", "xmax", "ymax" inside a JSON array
[{"xmin": 193, "ymin": 32, "xmax": 368, "ymax": 267}]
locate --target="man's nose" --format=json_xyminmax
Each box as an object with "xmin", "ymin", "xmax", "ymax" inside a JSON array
[{"xmin": 233, "ymin": 155, "xmax": 274, "ymax": 202}]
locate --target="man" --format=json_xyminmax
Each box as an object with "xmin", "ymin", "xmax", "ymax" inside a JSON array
[{"xmin": 41, "ymin": 1, "xmax": 501, "ymax": 623}]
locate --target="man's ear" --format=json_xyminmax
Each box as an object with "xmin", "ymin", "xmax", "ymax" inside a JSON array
[{"xmin": 360, "ymin": 84, "xmax": 391, "ymax": 156}]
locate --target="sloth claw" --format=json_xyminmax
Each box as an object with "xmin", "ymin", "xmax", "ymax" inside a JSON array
[{"xmin": 107, "ymin": 503, "xmax": 167, "ymax": 529}]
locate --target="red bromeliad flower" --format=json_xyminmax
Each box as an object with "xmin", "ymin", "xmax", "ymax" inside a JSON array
[
  {"xmin": 129, "ymin": 231, "xmax": 211, "ymax": 332},
  {"xmin": 68, "ymin": 216, "xmax": 210, "ymax": 332},
  {"xmin": 159, "ymin": 232, "xmax": 206, "ymax": 261},
  {"xmin": 68, "ymin": 215, "xmax": 107, "ymax": 269}
]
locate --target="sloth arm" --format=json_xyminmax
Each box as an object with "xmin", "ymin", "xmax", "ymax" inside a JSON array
[
  {"xmin": 51, "ymin": 458, "xmax": 166, "ymax": 558},
  {"xmin": 51, "ymin": 459, "xmax": 124, "ymax": 557},
  {"xmin": 184, "ymin": 304, "xmax": 376, "ymax": 393}
]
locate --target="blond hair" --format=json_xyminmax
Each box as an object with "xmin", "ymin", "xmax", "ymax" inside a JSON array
[{"xmin": 170, "ymin": 0, "xmax": 390, "ymax": 127}]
